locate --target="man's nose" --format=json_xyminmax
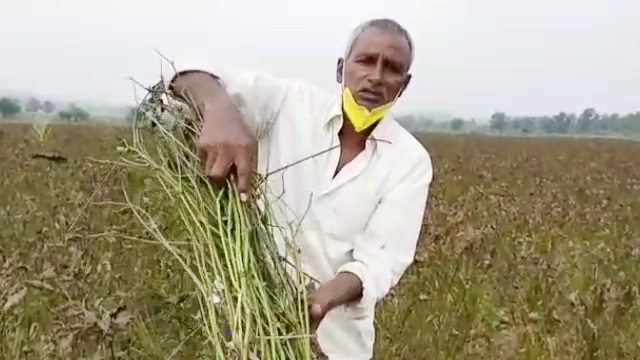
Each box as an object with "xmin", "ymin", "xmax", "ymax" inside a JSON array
[{"xmin": 367, "ymin": 65, "xmax": 383, "ymax": 85}]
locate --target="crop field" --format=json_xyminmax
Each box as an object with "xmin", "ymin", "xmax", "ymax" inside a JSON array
[{"xmin": 1, "ymin": 122, "xmax": 639, "ymax": 359}]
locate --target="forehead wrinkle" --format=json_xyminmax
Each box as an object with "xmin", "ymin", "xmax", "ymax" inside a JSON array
[{"xmin": 350, "ymin": 33, "xmax": 412, "ymax": 70}]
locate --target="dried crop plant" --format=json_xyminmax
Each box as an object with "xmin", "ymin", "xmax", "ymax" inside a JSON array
[
  {"xmin": 115, "ymin": 58, "xmax": 319, "ymax": 359},
  {"xmin": 31, "ymin": 115, "xmax": 51, "ymax": 143}
]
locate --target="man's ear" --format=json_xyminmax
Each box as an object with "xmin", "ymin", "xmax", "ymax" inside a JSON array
[
  {"xmin": 336, "ymin": 58, "xmax": 344, "ymax": 84},
  {"xmin": 398, "ymin": 73, "xmax": 412, "ymax": 97}
]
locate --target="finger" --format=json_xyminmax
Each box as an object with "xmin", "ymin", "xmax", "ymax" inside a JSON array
[
  {"xmin": 309, "ymin": 303, "xmax": 324, "ymax": 331},
  {"xmin": 205, "ymin": 150, "xmax": 216, "ymax": 173},
  {"xmin": 208, "ymin": 150, "xmax": 233, "ymax": 181},
  {"xmin": 234, "ymin": 152, "xmax": 252, "ymax": 202}
]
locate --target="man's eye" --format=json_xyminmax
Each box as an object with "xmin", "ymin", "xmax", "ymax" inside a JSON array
[{"xmin": 388, "ymin": 65, "xmax": 402, "ymax": 74}]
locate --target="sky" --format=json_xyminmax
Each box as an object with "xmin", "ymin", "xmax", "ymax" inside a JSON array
[{"xmin": 0, "ymin": 0, "xmax": 638, "ymax": 119}]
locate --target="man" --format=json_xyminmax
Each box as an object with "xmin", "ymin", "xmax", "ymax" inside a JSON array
[{"xmin": 160, "ymin": 18, "xmax": 433, "ymax": 360}]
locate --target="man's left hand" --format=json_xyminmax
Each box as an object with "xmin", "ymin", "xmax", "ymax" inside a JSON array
[
  {"xmin": 309, "ymin": 284, "xmax": 332, "ymax": 331},
  {"xmin": 309, "ymin": 272, "xmax": 364, "ymax": 331}
]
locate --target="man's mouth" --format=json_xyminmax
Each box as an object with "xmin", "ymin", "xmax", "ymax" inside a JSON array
[{"xmin": 358, "ymin": 88, "xmax": 384, "ymax": 104}]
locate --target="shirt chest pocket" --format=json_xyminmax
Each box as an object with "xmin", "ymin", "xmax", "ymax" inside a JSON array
[{"xmin": 315, "ymin": 188, "xmax": 381, "ymax": 238}]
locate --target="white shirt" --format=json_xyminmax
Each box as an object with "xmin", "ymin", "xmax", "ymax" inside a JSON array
[{"xmin": 161, "ymin": 60, "xmax": 434, "ymax": 360}]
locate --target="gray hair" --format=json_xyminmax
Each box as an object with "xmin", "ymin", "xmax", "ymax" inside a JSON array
[{"xmin": 344, "ymin": 18, "xmax": 415, "ymax": 70}]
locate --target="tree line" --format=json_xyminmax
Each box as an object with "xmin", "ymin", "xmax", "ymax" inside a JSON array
[
  {"xmin": 400, "ymin": 108, "xmax": 640, "ymax": 138},
  {"xmin": 0, "ymin": 96, "xmax": 90, "ymax": 122},
  {"xmin": 3, "ymin": 94, "xmax": 637, "ymax": 139}
]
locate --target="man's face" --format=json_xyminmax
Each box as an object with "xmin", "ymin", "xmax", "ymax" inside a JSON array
[{"xmin": 337, "ymin": 27, "xmax": 412, "ymax": 110}]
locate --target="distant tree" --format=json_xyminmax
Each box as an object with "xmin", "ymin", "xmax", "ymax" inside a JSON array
[
  {"xmin": 537, "ymin": 116, "xmax": 553, "ymax": 133},
  {"xmin": 58, "ymin": 111, "xmax": 70, "ymax": 121},
  {"xmin": 607, "ymin": 113, "xmax": 620, "ymax": 131},
  {"xmin": 521, "ymin": 117, "xmax": 536, "ymax": 134},
  {"xmin": 450, "ymin": 118, "xmax": 465, "ymax": 131},
  {"xmin": 490, "ymin": 112, "xmax": 508, "ymax": 133},
  {"xmin": 421, "ymin": 117, "xmax": 436, "ymax": 128},
  {"xmin": 392, "ymin": 109, "xmax": 640, "ymax": 138},
  {"xmin": 576, "ymin": 108, "xmax": 599, "ymax": 133},
  {"xmin": 568, "ymin": 113, "xmax": 577, "ymax": 131},
  {"xmin": 511, "ymin": 118, "xmax": 523, "ymax": 131},
  {"xmin": 0, "ymin": 97, "xmax": 22, "ymax": 119},
  {"xmin": 42, "ymin": 100, "xmax": 56, "ymax": 114},
  {"xmin": 25, "ymin": 97, "xmax": 42, "ymax": 112},
  {"xmin": 553, "ymin": 112, "xmax": 572, "ymax": 134},
  {"xmin": 59, "ymin": 103, "xmax": 90, "ymax": 122},
  {"xmin": 615, "ymin": 112, "xmax": 640, "ymax": 134}
]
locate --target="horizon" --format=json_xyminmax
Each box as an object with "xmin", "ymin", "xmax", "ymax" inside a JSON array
[{"xmin": 1, "ymin": 86, "xmax": 638, "ymax": 123}]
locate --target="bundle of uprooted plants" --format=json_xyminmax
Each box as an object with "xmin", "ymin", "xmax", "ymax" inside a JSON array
[{"xmin": 116, "ymin": 78, "xmax": 318, "ymax": 359}]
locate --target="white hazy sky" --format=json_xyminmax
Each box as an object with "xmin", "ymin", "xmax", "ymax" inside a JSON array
[{"xmin": 1, "ymin": 0, "xmax": 638, "ymax": 118}]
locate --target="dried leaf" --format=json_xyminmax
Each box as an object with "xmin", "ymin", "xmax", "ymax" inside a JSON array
[
  {"xmin": 3, "ymin": 287, "xmax": 27, "ymax": 311},
  {"xmin": 98, "ymin": 314, "xmax": 111, "ymax": 334},
  {"xmin": 26, "ymin": 280, "xmax": 54, "ymax": 291},
  {"xmin": 58, "ymin": 332, "xmax": 74, "ymax": 355},
  {"xmin": 83, "ymin": 309, "xmax": 100, "ymax": 328},
  {"xmin": 111, "ymin": 310, "xmax": 133, "ymax": 332},
  {"xmin": 41, "ymin": 263, "xmax": 56, "ymax": 279}
]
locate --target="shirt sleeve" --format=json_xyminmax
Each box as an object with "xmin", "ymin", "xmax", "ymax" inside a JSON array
[
  {"xmin": 336, "ymin": 152, "xmax": 434, "ymax": 311},
  {"xmin": 159, "ymin": 57, "xmax": 292, "ymax": 139}
]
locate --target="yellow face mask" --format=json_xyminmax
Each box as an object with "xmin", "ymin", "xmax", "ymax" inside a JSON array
[
  {"xmin": 341, "ymin": 87, "xmax": 398, "ymax": 132},
  {"xmin": 340, "ymin": 62, "xmax": 403, "ymax": 133}
]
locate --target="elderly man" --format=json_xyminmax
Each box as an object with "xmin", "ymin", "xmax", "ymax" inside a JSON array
[{"xmin": 161, "ymin": 18, "xmax": 433, "ymax": 360}]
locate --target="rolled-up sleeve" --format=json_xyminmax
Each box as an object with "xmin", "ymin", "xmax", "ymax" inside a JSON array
[
  {"xmin": 157, "ymin": 57, "xmax": 291, "ymax": 139},
  {"xmin": 336, "ymin": 152, "xmax": 433, "ymax": 310}
]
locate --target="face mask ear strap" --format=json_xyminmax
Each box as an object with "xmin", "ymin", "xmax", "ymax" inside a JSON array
[
  {"xmin": 389, "ymin": 87, "xmax": 402, "ymax": 103},
  {"xmin": 393, "ymin": 80, "xmax": 409, "ymax": 101}
]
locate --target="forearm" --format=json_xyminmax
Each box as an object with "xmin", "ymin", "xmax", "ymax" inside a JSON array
[
  {"xmin": 169, "ymin": 71, "xmax": 241, "ymax": 123},
  {"xmin": 160, "ymin": 64, "xmax": 291, "ymax": 139},
  {"xmin": 323, "ymin": 272, "xmax": 363, "ymax": 310}
]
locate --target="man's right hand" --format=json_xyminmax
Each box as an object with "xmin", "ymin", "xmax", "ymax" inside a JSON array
[
  {"xmin": 196, "ymin": 101, "xmax": 257, "ymax": 202},
  {"xmin": 168, "ymin": 70, "xmax": 259, "ymax": 201}
]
